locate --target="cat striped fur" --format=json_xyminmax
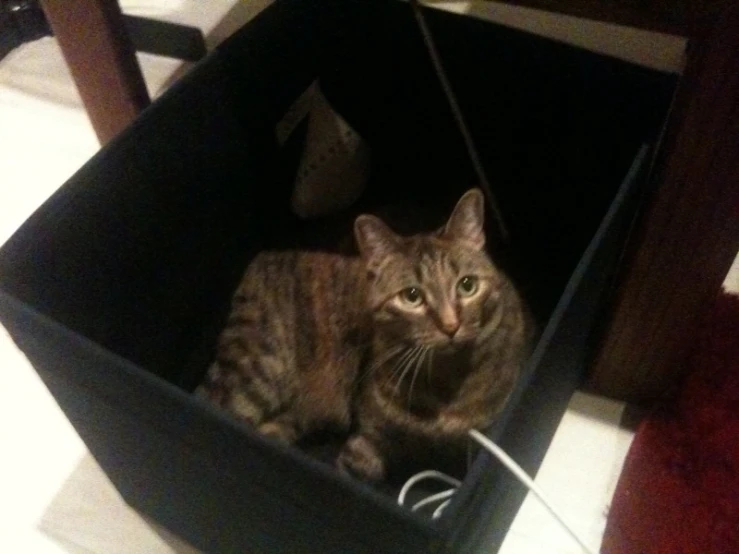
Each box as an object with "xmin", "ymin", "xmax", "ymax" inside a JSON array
[{"xmin": 197, "ymin": 189, "xmax": 531, "ymax": 480}]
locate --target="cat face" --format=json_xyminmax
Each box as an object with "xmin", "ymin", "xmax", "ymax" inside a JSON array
[{"xmin": 355, "ymin": 189, "xmax": 501, "ymax": 348}]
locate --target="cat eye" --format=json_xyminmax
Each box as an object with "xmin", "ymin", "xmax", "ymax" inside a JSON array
[
  {"xmin": 399, "ymin": 287, "xmax": 424, "ymax": 307},
  {"xmin": 457, "ymin": 275, "xmax": 479, "ymax": 297}
]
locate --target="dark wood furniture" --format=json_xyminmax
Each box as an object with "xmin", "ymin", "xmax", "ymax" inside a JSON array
[
  {"xmin": 40, "ymin": 0, "xmax": 150, "ymax": 144},
  {"xmin": 37, "ymin": 0, "xmax": 205, "ymax": 144},
  {"xmin": 587, "ymin": 2, "xmax": 739, "ymax": 403}
]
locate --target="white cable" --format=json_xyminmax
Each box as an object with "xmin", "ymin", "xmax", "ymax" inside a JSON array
[
  {"xmin": 432, "ymin": 498, "xmax": 452, "ymax": 519},
  {"xmin": 397, "ymin": 469, "xmax": 462, "ymax": 506},
  {"xmin": 412, "ymin": 489, "xmax": 456, "ymax": 512},
  {"xmin": 396, "ymin": 431, "xmax": 598, "ymax": 554},
  {"xmin": 468, "ymin": 429, "xmax": 597, "ymax": 554}
]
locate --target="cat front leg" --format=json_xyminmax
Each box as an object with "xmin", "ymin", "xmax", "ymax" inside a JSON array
[
  {"xmin": 435, "ymin": 407, "xmax": 491, "ymax": 436},
  {"xmin": 435, "ymin": 366, "xmax": 517, "ymax": 436}
]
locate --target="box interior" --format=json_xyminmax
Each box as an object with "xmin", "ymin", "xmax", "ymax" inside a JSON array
[{"xmin": 0, "ymin": 0, "xmax": 678, "ymax": 550}]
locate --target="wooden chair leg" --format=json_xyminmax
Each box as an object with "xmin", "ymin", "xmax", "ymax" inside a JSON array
[{"xmin": 40, "ymin": 0, "xmax": 150, "ymax": 144}]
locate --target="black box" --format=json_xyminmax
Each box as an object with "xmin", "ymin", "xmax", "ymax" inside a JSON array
[{"xmin": 0, "ymin": 1, "xmax": 676, "ymax": 552}]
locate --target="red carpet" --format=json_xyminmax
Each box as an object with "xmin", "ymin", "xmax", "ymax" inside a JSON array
[{"xmin": 602, "ymin": 290, "xmax": 739, "ymax": 554}]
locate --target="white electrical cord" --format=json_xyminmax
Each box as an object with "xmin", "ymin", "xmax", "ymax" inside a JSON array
[
  {"xmin": 468, "ymin": 429, "xmax": 597, "ymax": 554},
  {"xmin": 397, "ymin": 470, "xmax": 462, "ymax": 519},
  {"xmin": 398, "ymin": 429, "xmax": 597, "ymax": 554},
  {"xmin": 398, "ymin": 469, "xmax": 462, "ymax": 506}
]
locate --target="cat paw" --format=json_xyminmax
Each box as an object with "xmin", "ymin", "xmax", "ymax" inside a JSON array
[
  {"xmin": 258, "ymin": 420, "xmax": 298, "ymax": 444},
  {"xmin": 337, "ymin": 435, "xmax": 386, "ymax": 482}
]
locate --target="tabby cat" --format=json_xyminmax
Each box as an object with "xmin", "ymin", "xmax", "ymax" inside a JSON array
[{"xmin": 197, "ymin": 189, "xmax": 530, "ymax": 481}]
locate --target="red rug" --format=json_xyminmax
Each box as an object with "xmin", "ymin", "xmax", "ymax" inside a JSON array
[{"xmin": 601, "ymin": 290, "xmax": 739, "ymax": 554}]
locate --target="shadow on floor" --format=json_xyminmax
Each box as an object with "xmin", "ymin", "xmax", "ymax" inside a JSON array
[{"xmin": 39, "ymin": 454, "xmax": 202, "ymax": 554}]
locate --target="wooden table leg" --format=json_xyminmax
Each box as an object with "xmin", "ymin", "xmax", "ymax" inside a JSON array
[
  {"xmin": 40, "ymin": 0, "xmax": 150, "ymax": 144},
  {"xmin": 588, "ymin": 3, "xmax": 739, "ymax": 404}
]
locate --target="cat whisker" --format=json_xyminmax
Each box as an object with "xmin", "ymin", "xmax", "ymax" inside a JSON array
[
  {"xmin": 387, "ymin": 346, "xmax": 417, "ymax": 389},
  {"xmin": 358, "ymin": 345, "xmax": 405, "ymax": 384},
  {"xmin": 407, "ymin": 346, "xmax": 428, "ymax": 408},
  {"xmin": 426, "ymin": 347, "xmax": 434, "ymax": 382},
  {"xmin": 382, "ymin": 346, "xmax": 416, "ymax": 389},
  {"xmin": 394, "ymin": 346, "xmax": 424, "ymax": 395}
]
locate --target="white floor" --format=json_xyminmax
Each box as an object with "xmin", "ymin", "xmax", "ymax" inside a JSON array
[{"xmin": 0, "ymin": 2, "xmax": 734, "ymax": 553}]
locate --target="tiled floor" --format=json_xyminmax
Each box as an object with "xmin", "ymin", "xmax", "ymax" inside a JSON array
[{"xmin": 0, "ymin": 2, "xmax": 734, "ymax": 553}]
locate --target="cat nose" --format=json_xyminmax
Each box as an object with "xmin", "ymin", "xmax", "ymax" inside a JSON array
[{"xmin": 439, "ymin": 317, "xmax": 461, "ymax": 338}]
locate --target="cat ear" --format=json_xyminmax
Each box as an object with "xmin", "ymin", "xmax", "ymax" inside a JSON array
[
  {"xmin": 354, "ymin": 215, "xmax": 400, "ymax": 264},
  {"xmin": 442, "ymin": 188, "xmax": 486, "ymax": 250}
]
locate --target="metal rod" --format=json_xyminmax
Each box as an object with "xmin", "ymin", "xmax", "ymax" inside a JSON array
[{"xmin": 409, "ymin": 0, "xmax": 510, "ymax": 242}]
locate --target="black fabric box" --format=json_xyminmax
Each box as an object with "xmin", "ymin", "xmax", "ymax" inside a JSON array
[{"xmin": 0, "ymin": 1, "xmax": 676, "ymax": 552}]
